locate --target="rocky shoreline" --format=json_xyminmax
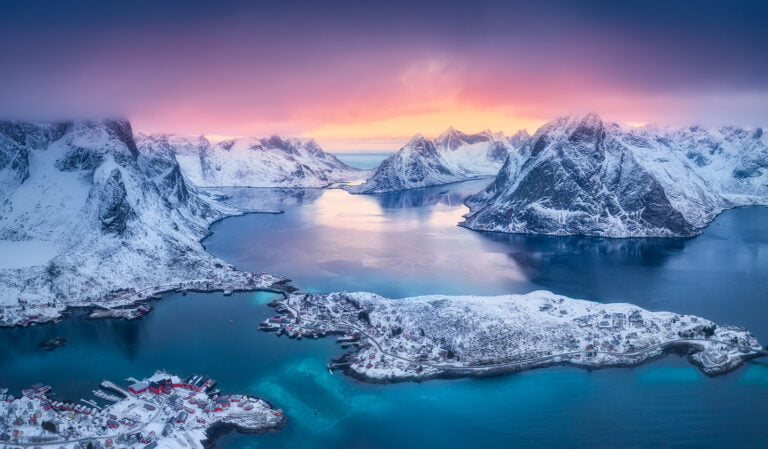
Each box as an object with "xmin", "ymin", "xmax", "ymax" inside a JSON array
[
  {"xmin": 202, "ymin": 414, "xmax": 286, "ymax": 449},
  {"xmin": 335, "ymin": 340, "xmax": 762, "ymax": 384},
  {"xmin": 0, "ymin": 276, "xmax": 295, "ymax": 329}
]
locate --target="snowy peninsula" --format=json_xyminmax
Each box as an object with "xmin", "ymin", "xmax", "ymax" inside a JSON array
[
  {"xmin": 261, "ymin": 291, "xmax": 766, "ymax": 381},
  {"xmin": 0, "ymin": 120, "xmax": 296, "ymax": 327}
]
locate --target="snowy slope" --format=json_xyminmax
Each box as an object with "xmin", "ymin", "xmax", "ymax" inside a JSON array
[
  {"xmin": 349, "ymin": 128, "xmax": 527, "ymax": 193},
  {"xmin": 137, "ymin": 133, "xmax": 365, "ymax": 188},
  {"xmin": 0, "ymin": 120, "xmax": 284, "ymax": 313},
  {"xmin": 651, "ymin": 124, "xmax": 768, "ymax": 204},
  {"xmin": 462, "ymin": 113, "xmax": 767, "ymax": 237}
]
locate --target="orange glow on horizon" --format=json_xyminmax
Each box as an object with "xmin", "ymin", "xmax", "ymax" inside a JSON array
[{"xmin": 305, "ymin": 106, "xmax": 546, "ymax": 152}]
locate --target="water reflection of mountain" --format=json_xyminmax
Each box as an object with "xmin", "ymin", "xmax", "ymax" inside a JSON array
[
  {"xmin": 374, "ymin": 178, "xmax": 492, "ymax": 210},
  {"xmin": 477, "ymin": 231, "xmax": 689, "ymax": 300},
  {"xmin": 482, "ymin": 231, "xmax": 687, "ymax": 267},
  {"xmin": 206, "ymin": 187, "xmax": 324, "ymax": 211}
]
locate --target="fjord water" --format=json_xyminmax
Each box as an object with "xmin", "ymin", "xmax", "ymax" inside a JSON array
[{"xmin": 2, "ymin": 180, "xmax": 768, "ymax": 448}]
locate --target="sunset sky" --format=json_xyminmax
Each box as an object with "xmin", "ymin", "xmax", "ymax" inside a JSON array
[{"xmin": 1, "ymin": 0, "xmax": 767, "ymax": 151}]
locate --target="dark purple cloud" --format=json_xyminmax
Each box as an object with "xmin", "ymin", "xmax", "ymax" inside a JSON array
[{"xmin": 0, "ymin": 0, "xmax": 766, "ymax": 136}]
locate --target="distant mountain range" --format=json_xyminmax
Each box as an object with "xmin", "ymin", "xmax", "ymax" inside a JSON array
[
  {"xmin": 137, "ymin": 133, "xmax": 364, "ymax": 188},
  {"xmin": 461, "ymin": 113, "xmax": 768, "ymax": 237},
  {"xmin": 348, "ymin": 127, "xmax": 529, "ymax": 193}
]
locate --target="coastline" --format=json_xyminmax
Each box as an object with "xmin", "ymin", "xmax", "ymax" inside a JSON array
[
  {"xmin": 459, "ymin": 199, "xmax": 768, "ymax": 239},
  {"xmin": 202, "ymin": 416, "xmax": 286, "ymax": 449},
  {"xmin": 0, "ymin": 278, "xmax": 295, "ymax": 329},
  {"xmin": 0, "ymin": 196, "xmax": 299, "ymax": 328},
  {"xmin": 336, "ymin": 340, "xmax": 763, "ymax": 384}
]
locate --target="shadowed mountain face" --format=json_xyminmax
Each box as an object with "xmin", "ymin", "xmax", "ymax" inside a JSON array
[
  {"xmin": 462, "ymin": 113, "xmax": 768, "ymax": 238},
  {"xmin": 350, "ymin": 128, "xmax": 529, "ymax": 194}
]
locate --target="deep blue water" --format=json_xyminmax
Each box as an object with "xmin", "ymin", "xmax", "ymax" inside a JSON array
[
  {"xmin": 332, "ymin": 152, "xmax": 393, "ymax": 169},
  {"xmin": 2, "ymin": 180, "xmax": 768, "ymax": 448}
]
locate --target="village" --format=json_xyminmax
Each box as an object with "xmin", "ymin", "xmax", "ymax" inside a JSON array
[
  {"xmin": 260, "ymin": 291, "xmax": 766, "ymax": 381},
  {"xmin": 0, "ymin": 271, "xmax": 292, "ymax": 328},
  {"xmin": 0, "ymin": 371, "xmax": 284, "ymax": 449}
]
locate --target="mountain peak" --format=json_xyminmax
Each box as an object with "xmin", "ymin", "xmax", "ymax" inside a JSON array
[{"xmin": 406, "ymin": 133, "xmax": 428, "ymax": 145}]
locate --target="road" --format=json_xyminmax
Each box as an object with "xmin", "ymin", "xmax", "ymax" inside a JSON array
[{"xmin": 7, "ymin": 395, "xmax": 166, "ymax": 448}]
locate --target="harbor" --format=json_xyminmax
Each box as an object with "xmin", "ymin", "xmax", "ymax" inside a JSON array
[{"xmin": 0, "ymin": 371, "xmax": 284, "ymax": 449}]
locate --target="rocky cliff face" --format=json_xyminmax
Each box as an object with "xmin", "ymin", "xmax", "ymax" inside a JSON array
[
  {"xmin": 350, "ymin": 128, "xmax": 527, "ymax": 193},
  {"xmin": 0, "ymin": 120, "xmax": 253, "ymax": 306},
  {"xmin": 460, "ymin": 113, "xmax": 760, "ymax": 238},
  {"xmin": 0, "ymin": 122, "xmax": 67, "ymax": 210},
  {"xmin": 137, "ymin": 133, "xmax": 364, "ymax": 188}
]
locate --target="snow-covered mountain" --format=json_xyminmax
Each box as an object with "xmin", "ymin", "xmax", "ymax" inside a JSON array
[
  {"xmin": 0, "ymin": 120, "xmax": 283, "ymax": 312},
  {"xmin": 349, "ymin": 128, "xmax": 528, "ymax": 193},
  {"xmin": 462, "ymin": 113, "xmax": 768, "ymax": 237},
  {"xmin": 648, "ymin": 124, "xmax": 768, "ymax": 203},
  {"xmin": 137, "ymin": 134, "xmax": 364, "ymax": 188}
]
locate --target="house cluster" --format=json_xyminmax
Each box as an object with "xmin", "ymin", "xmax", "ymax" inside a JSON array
[
  {"xmin": 0, "ymin": 304, "xmax": 66, "ymax": 328},
  {"xmin": 128, "ymin": 375, "xmax": 213, "ymax": 396},
  {"xmin": 259, "ymin": 294, "xmax": 356, "ymax": 339},
  {"xmin": 0, "ymin": 372, "xmax": 284, "ymax": 449}
]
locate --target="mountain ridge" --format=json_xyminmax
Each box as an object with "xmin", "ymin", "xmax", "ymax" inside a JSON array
[
  {"xmin": 461, "ymin": 113, "xmax": 768, "ymax": 237},
  {"xmin": 349, "ymin": 127, "xmax": 528, "ymax": 193},
  {"xmin": 0, "ymin": 120, "xmax": 284, "ymax": 318},
  {"xmin": 137, "ymin": 133, "xmax": 366, "ymax": 188}
]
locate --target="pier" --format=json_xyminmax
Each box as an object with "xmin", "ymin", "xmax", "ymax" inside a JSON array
[{"xmin": 99, "ymin": 380, "xmax": 130, "ymax": 397}]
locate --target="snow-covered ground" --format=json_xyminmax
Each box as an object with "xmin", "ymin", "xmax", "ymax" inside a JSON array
[
  {"xmin": 137, "ymin": 134, "xmax": 367, "ymax": 188},
  {"xmin": 462, "ymin": 113, "xmax": 768, "ymax": 237},
  {"xmin": 0, "ymin": 120, "xmax": 290, "ymax": 326},
  {"xmin": 0, "ymin": 371, "xmax": 284, "ymax": 449},
  {"xmin": 0, "ymin": 240, "xmax": 59, "ymax": 269},
  {"xmin": 261, "ymin": 291, "xmax": 765, "ymax": 381}
]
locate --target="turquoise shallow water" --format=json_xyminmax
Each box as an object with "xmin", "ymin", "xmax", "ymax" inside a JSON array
[{"xmin": 2, "ymin": 180, "xmax": 768, "ymax": 448}]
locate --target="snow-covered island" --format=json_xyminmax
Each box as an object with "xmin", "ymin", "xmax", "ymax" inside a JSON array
[
  {"xmin": 260, "ymin": 291, "xmax": 766, "ymax": 381},
  {"xmin": 0, "ymin": 120, "xmax": 296, "ymax": 327},
  {"xmin": 0, "ymin": 372, "xmax": 284, "ymax": 449}
]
